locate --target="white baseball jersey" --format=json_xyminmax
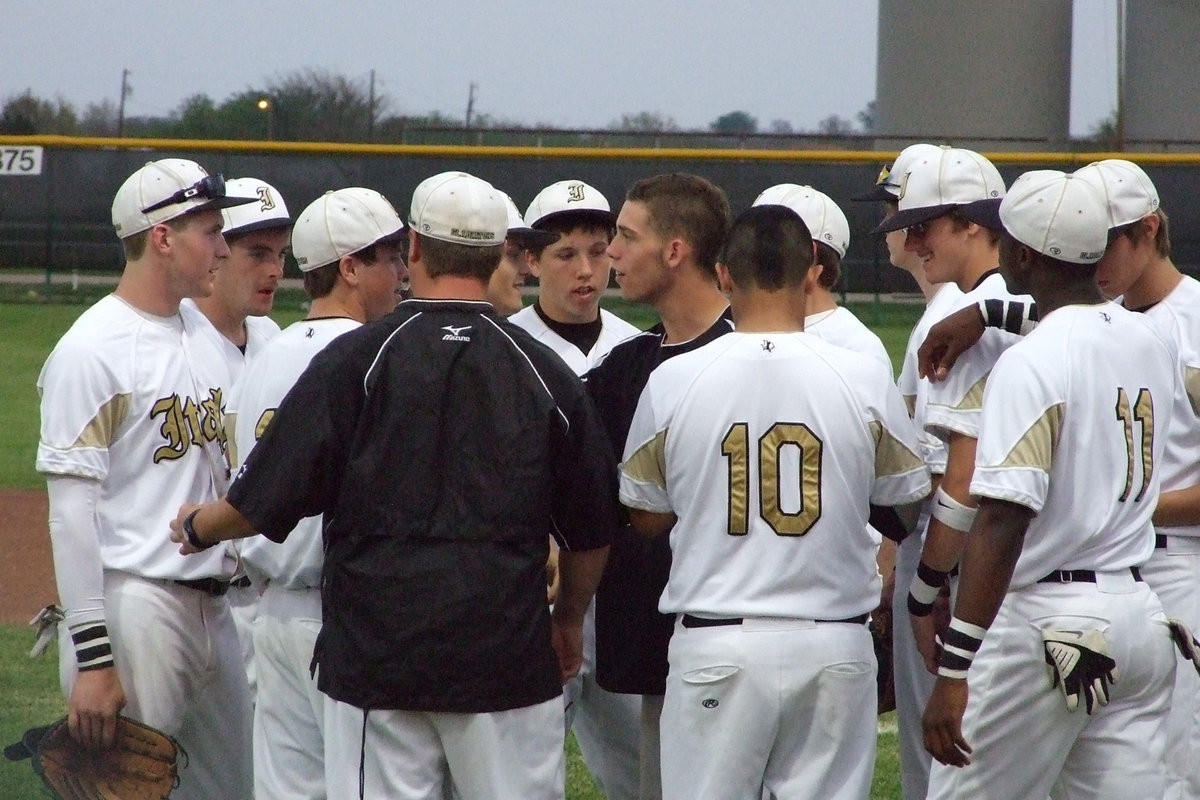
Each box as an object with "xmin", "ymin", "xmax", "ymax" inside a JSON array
[
  {"xmin": 925, "ymin": 271, "xmax": 1031, "ymax": 442},
  {"xmin": 970, "ymin": 303, "xmax": 1179, "ymax": 588},
  {"xmin": 898, "ymin": 283, "xmax": 964, "ymax": 474},
  {"xmin": 181, "ymin": 298, "xmax": 281, "ymax": 380},
  {"xmin": 230, "ymin": 317, "xmax": 361, "ymax": 589},
  {"xmin": 804, "ymin": 306, "xmax": 893, "ymax": 371},
  {"xmin": 509, "ymin": 306, "xmax": 639, "ymax": 375},
  {"xmin": 37, "ymin": 296, "xmax": 235, "ymax": 580},
  {"xmin": 1141, "ymin": 275, "xmax": 1200, "ymax": 539},
  {"xmin": 620, "ymin": 331, "xmax": 930, "ymax": 620}
]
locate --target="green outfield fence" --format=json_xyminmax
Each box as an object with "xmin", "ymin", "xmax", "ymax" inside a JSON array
[{"xmin": 2, "ymin": 135, "xmax": 1199, "ymax": 294}]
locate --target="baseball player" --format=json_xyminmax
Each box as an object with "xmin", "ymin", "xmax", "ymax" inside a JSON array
[
  {"xmin": 619, "ymin": 203, "xmax": 929, "ymax": 800},
  {"xmin": 872, "ymin": 146, "xmax": 1029, "ymax": 673},
  {"xmin": 505, "ymin": 178, "xmax": 642, "ymax": 798},
  {"xmin": 36, "ymin": 159, "xmax": 256, "ymax": 799},
  {"xmin": 487, "ymin": 194, "xmax": 559, "ymax": 317},
  {"xmin": 227, "ymin": 186, "xmax": 406, "ymax": 800},
  {"xmin": 935, "ymin": 160, "xmax": 1200, "ymax": 799},
  {"xmin": 751, "ymin": 183, "xmax": 891, "ymax": 369},
  {"xmin": 169, "ymin": 171, "xmax": 617, "ymax": 800},
  {"xmin": 589, "ymin": 172, "xmax": 734, "ymax": 799},
  {"xmin": 185, "ymin": 175, "xmax": 291, "ymax": 702},
  {"xmin": 510, "ymin": 179, "xmax": 640, "ymax": 372},
  {"xmin": 922, "ymin": 169, "xmax": 1178, "ymax": 800},
  {"xmin": 852, "ymin": 144, "xmax": 963, "ymax": 800}
]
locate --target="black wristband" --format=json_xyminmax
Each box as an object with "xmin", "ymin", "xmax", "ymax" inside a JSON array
[
  {"xmin": 183, "ymin": 509, "xmax": 213, "ymax": 551},
  {"xmin": 907, "ymin": 560, "xmax": 951, "ymax": 617}
]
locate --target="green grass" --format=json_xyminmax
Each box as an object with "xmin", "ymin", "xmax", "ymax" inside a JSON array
[{"xmin": 0, "ymin": 294, "xmax": 918, "ymax": 797}]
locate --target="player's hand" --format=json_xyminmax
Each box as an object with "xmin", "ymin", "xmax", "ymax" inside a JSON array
[
  {"xmin": 1168, "ymin": 618, "xmax": 1200, "ymax": 677},
  {"xmin": 68, "ymin": 666, "xmax": 127, "ymax": 750},
  {"xmin": 549, "ymin": 613, "xmax": 584, "ymax": 684},
  {"xmin": 170, "ymin": 503, "xmax": 203, "ymax": 555},
  {"xmin": 922, "ymin": 676, "xmax": 972, "ymax": 767},
  {"xmin": 545, "ymin": 541, "xmax": 561, "ymax": 606},
  {"xmin": 918, "ymin": 305, "xmax": 986, "ymax": 382}
]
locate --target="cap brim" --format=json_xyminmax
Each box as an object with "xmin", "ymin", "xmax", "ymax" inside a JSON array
[
  {"xmin": 224, "ymin": 216, "xmax": 294, "ymax": 238},
  {"xmin": 959, "ymin": 198, "xmax": 1003, "ymax": 231},
  {"xmin": 509, "ymin": 227, "xmax": 561, "ymax": 247},
  {"xmin": 871, "ymin": 203, "xmax": 960, "ymax": 234},
  {"xmin": 851, "ymin": 184, "xmax": 900, "ymax": 202}
]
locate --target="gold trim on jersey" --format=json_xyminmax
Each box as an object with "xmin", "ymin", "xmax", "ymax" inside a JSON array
[
  {"xmin": 869, "ymin": 420, "xmax": 926, "ymax": 478},
  {"xmin": 224, "ymin": 412, "xmax": 240, "ymax": 470},
  {"xmin": 950, "ymin": 374, "xmax": 989, "ymax": 413},
  {"xmin": 74, "ymin": 393, "xmax": 132, "ymax": 449},
  {"xmin": 1184, "ymin": 366, "xmax": 1200, "ymax": 418},
  {"xmin": 622, "ymin": 429, "xmax": 668, "ymax": 492},
  {"xmin": 995, "ymin": 402, "xmax": 1064, "ymax": 472}
]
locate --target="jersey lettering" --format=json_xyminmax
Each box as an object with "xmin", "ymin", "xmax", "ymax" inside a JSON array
[
  {"xmin": 150, "ymin": 388, "xmax": 225, "ymax": 463},
  {"xmin": 721, "ymin": 421, "xmax": 823, "ymax": 537},
  {"xmin": 1115, "ymin": 387, "xmax": 1155, "ymax": 503}
]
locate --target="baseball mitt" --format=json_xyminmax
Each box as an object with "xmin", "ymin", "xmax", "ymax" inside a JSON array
[
  {"xmin": 870, "ymin": 613, "xmax": 896, "ymax": 714},
  {"xmin": 4, "ymin": 715, "xmax": 181, "ymax": 799}
]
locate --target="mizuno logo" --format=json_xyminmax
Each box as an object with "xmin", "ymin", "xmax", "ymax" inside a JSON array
[{"xmin": 441, "ymin": 324, "xmax": 472, "ymax": 342}]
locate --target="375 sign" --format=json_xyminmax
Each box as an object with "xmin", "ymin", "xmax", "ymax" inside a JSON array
[{"xmin": 0, "ymin": 146, "xmax": 43, "ymax": 175}]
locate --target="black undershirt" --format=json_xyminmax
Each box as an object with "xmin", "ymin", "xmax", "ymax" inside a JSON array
[{"xmin": 533, "ymin": 301, "xmax": 602, "ymax": 355}]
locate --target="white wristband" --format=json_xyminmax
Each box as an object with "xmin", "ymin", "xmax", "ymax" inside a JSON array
[{"xmin": 931, "ymin": 486, "xmax": 977, "ymax": 533}]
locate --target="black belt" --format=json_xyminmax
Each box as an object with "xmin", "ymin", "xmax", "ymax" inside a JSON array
[
  {"xmin": 1155, "ymin": 534, "xmax": 1168, "ymax": 549},
  {"xmin": 230, "ymin": 576, "xmax": 252, "ymax": 589},
  {"xmin": 1037, "ymin": 567, "xmax": 1143, "ymax": 584},
  {"xmin": 680, "ymin": 613, "xmax": 869, "ymax": 629},
  {"xmin": 173, "ymin": 577, "xmax": 232, "ymax": 597}
]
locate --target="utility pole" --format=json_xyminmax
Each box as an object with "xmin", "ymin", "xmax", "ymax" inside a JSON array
[
  {"xmin": 117, "ymin": 69, "xmax": 131, "ymax": 137},
  {"xmin": 1115, "ymin": 0, "xmax": 1126, "ymax": 151},
  {"xmin": 368, "ymin": 69, "xmax": 376, "ymax": 141},
  {"xmin": 465, "ymin": 82, "xmax": 477, "ymax": 129}
]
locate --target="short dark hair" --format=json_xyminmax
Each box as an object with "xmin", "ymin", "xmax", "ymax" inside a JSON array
[
  {"xmin": 302, "ymin": 261, "xmax": 338, "ymax": 299},
  {"xmin": 527, "ymin": 212, "xmax": 613, "ymax": 260},
  {"xmin": 625, "ymin": 173, "xmax": 731, "ymax": 276},
  {"xmin": 814, "ymin": 242, "xmax": 841, "ymax": 290},
  {"xmin": 350, "ymin": 231, "xmax": 407, "ymax": 267},
  {"xmin": 1111, "ymin": 208, "xmax": 1171, "ymax": 258},
  {"xmin": 721, "ymin": 204, "xmax": 815, "ymax": 292},
  {"xmin": 419, "ymin": 234, "xmax": 502, "ymax": 281}
]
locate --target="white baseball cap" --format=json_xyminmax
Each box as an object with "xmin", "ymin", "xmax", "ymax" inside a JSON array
[
  {"xmin": 291, "ymin": 187, "xmax": 405, "ymax": 272},
  {"xmin": 524, "ymin": 179, "xmax": 615, "ymax": 229},
  {"xmin": 111, "ymin": 158, "xmax": 256, "ymax": 238},
  {"xmin": 409, "ymin": 171, "xmax": 507, "ymax": 247},
  {"xmin": 991, "ymin": 170, "xmax": 1109, "ymax": 264},
  {"xmin": 220, "ymin": 178, "xmax": 292, "ymax": 238},
  {"xmin": 752, "ymin": 184, "xmax": 850, "ymax": 257},
  {"xmin": 872, "ymin": 146, "xmax": 1005, "ymax": 233},
  {"xmin": 1072, "ymin": 159, "xmax": 1160, "ymax": 228},
  {"xmin": 502, "ymin": 194, "xmax": 559, "ymax": 248},
  {"xmin": 852, "ymin": 143, "xmax": 945, "ymax": 202}
]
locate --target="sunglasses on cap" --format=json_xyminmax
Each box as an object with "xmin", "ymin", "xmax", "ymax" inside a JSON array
[{"xmin": 140, "ymin": 174, "xmax": 227, "ymax": 214}]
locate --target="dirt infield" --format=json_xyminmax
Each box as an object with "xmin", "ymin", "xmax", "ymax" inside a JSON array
[{"xmin": 0, "ymin": 489, "xmax": 55, "ymax": 625}]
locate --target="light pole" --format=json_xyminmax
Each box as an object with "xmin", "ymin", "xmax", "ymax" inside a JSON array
[{"xmin": 257, "ymin": 98, "xmax": 275, "ymax": 141}]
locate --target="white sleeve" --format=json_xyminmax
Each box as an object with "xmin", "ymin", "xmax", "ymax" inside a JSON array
[{"xmin": 47, "ymin": 474, "xmax": 106, "ymax": 629}]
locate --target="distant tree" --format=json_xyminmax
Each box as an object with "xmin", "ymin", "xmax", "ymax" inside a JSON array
[
  {"xmin": 79, "ymin": 99, "xmax": 119, "ymax": 136},
  {"xmin": 817, "ymin": 114, "xmax": 856, "ymax": 135},
  {"xmin": 710, "ymin": 110, "xmax": 758, "ymax": 135},
  {"xmin": 258, "ymin": 69, "xmax": 384, "ymax": 141},
  {"xmin": 174, "ymin": 94, "xmax": 224, "ymax": 139},
  {"xmin": 1088, "ymin": 110, "xmax": 1119, "ymax": 149},
  {"xmin": 768, "ymin": 118, "xmax": 795, "ymax": 134},
  {"xmin": 611, "ymin": 111, "xmax": 679, "ymax": 133},
  {"xmin": 0, "ymin": 90, "xmax": 77, "ymax": 134},
  {"xmin": 856, "ymin": 100, "xmax": 876, "ymax": 134}
]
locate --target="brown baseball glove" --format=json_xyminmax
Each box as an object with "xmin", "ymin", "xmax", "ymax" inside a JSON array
[
  {"xmin": 870, "ymin": 612, "xmax": 896, "ymax": 714},
  {"xmin": 4, "ymin": 715, "xmax": 181, "ymax": 799}
]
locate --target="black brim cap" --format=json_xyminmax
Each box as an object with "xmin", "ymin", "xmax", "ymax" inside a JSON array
[
  {"xmin": 508, "ymin": 226, "xmax": 561, "ymax": 248},
  {"xmin": 870, "ymin": 203, "xmax": 960, "ymax": 234},
  {"xmin": 959, "ymin": 198, "xmax": 1003, "ymax": 231}
]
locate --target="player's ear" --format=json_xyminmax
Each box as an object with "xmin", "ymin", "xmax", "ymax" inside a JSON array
[
  {"xmin": 339, "ymin": 254, "xmax": 360, "ymax": 286},
  {"xmin": 524, "ymin": 246, "xmax": 542, "ymax": 278},
  {"xmin": 715, "ymin": 262, "xmax": 733, "ymax": 295},
  {"xmin": 663, "ymin": 236, "xmax": 690, "ymax": 270}
]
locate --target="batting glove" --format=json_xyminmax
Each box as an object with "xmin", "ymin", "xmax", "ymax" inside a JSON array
[
  {"xmin": 1041, "ymin": 628, "xmax": 1117, "ymax": 714},
  {"xmin": 1168, "ymin": 618, "xmax": 1200, "ymax": 678},
  {"xmin": 27, "ymin": 604, "xmax": 63, "ymax": 659}
]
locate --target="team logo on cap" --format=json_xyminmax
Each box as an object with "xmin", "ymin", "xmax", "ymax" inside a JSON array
[
  {"xmin": 896, "ymin": 172, "xmax": 911, "ymax": 201},
  {"xmin": 257, "ymin": 186, "xmax": 277, "ymax": 211},
  {"xmin": 566, "ymin": 183, "xmax": 586, "ymax": 203}
]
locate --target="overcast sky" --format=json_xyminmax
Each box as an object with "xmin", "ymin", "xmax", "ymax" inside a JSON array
[{"xmin": 6, "ymin": 1, "xmax": 1118, "ymax": 136}]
